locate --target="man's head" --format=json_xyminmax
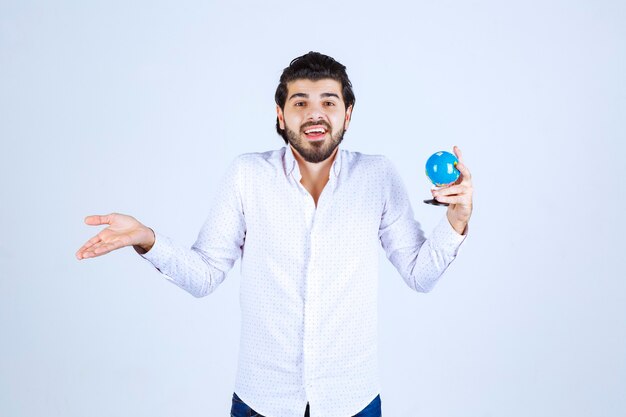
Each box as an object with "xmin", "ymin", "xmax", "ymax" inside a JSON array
[{"xmin": 275, "ymin": 52, "xmax": 356, "ymax": 163}]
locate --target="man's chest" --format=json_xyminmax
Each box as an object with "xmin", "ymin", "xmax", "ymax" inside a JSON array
[{"xmin": 241, "ymin": 174, "xmax": 384, "ymax": 259}]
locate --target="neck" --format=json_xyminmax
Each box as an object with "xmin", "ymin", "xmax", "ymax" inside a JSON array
[
  {"xmin": 290, "ymin": 145, "xmax": 338, "ymax": 207},
  {"xmin": 290, "ymin": 145, "xmax": 338, "ymax": 183}
]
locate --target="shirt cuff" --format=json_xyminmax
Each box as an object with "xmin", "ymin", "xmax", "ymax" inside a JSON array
[
  {"xmin": 134, "ymin": 231, "xmax": 172, "ymax": 267},
  {"xmin": 430, "ymin": 215, "xmax": 468, "ymax": 254}
]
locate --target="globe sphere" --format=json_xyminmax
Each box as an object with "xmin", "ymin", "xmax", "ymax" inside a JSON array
[{"xmin": 425, "ymin": 151, "xmax": 460, "ymax": 186}]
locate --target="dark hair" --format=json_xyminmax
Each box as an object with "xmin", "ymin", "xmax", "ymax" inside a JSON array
[{"xmin": 275, "ymin": 51, "xmax": 356, "ymax": 143}]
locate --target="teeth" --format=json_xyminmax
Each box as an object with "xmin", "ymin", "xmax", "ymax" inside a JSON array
[{"xmin": 305, "ymin": 128, "xmax": 326, "ymax": 134}]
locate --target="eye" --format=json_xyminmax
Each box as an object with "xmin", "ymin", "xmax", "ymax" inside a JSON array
[
  {"xmin": 324, "ymin": 101, "xmax": 336, "ymax": 106},
  {"xmin": 294, "ymin": 102, "xmax": 306, "ymax": 107}
]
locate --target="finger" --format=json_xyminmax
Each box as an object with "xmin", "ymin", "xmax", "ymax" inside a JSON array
[
  {"xmin": 81, "ymin": 240, "xmax": 121, "ymax": 259},
  {"xmin": 455, "ymin": 162, "xmax": 472, "ymax": 181},
  {"xmin": 80, "ymin": 248, "xmax": 108, "ymax": 259},
  {"xmin": 433, "ymin": 184, "xmax": 468, "ymax": 197},
  {"xmin": 84, "ymin": 214, "xmax": 113, "ymax": 226},
  {"xmin": 77, "ymin": 244, "xmax": 104, "ymax": 260},
  {"xmin": 453, "ymin": 146, "xmax": 464, "ymax": 165},
  {"xmin": 434, "ymin": 194, "xmax": 470, "ymax": 205},
  {"xmin": 76, "ymin": 235, "xmax": 102, "ymax": 258}
]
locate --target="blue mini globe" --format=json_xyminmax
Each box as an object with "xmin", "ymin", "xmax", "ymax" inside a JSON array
[{"xmin": 425, "ymin": 151, "xmax": 460, "ymax": 186}]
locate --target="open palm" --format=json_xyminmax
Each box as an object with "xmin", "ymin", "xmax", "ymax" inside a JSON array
[{"xmin": 75, "ymin": 213, "xmax": 154, "ymax": 260}]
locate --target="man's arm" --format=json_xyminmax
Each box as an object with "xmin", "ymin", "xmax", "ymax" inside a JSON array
[
  {"xmin": 378, "ymin": 150, "xmax": 472, "ymax": 292},
  {"xmin": 76, "ymin": 157, "xmax": 247, "ymax": 298}
]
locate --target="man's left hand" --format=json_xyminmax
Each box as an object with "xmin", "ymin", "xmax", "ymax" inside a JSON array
[{"xmin": 431, "ymin": 145, "xmax": 473, "ymax": 235}]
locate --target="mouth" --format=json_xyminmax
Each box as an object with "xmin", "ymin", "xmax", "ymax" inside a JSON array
[{"xmin": 302, "ymin": 125, "xmax": 328, "ymax": 141}]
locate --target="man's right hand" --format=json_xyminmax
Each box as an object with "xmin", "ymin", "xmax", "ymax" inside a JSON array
[{"xmin": 75, "ymin": 213, "xmax": 155, "ymax": 260}]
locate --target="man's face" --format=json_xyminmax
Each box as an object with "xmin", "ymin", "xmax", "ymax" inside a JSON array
[{"xmin": 277, "ymin": 78, "xmax": 352, "ymax": 163}]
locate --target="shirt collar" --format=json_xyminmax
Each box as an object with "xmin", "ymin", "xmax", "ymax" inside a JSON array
[
  {"xmin": 284, "ymin": 145, "xmax": 297, "ymax": 176},
  {"xmin": 283, "ymin": 145, "xmax": 343, "ymax": 178}
]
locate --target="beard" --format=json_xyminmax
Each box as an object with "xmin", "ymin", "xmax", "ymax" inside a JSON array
[{"xmin": 283, "ymin": 121, "xmax": 346, "ymax": 163}]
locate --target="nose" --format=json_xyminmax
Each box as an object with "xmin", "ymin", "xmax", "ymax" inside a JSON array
[{"xmin": 305, "ymin": 102, "xmax": 326, "ymax": 122}]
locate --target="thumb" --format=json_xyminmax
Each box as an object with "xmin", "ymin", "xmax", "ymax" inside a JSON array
[
  {"xmin": 453, "ymin": 145, "xmax": 465, "ymax": 165},
  {"xmin": 84, "ymin": 214, "xmax": 113, "ymax": 226}
]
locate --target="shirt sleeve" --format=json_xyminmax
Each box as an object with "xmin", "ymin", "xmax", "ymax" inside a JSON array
[
  {"xmin": 136, "ymin": 156, "xmax": 247, "ymax": 298},
  {"xmin": 378, "ymin": 157, "xmax": 467, "ymax": 292}
]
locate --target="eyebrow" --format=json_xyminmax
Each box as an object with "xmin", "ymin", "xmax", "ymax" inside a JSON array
[{"xmin": 288, "ymin": 92, "xmax": 341, "ymax": 101}]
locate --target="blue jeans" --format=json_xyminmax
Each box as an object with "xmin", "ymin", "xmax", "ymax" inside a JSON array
[{"xmin": 230, "ymin": 392, "xmax": 382, "ymax": 417}]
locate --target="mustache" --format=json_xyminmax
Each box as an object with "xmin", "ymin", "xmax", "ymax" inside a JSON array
[{"xmin": 300, "ymin": 121, "xmax": 331, "ymax": 132}]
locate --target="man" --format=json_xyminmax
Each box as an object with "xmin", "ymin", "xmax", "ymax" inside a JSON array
[{"xmin": 76, "ymin": 52, "xmax": 473, "ymax": 417}]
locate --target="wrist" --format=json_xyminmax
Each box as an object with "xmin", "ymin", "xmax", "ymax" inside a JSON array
[
  {"xmin": 446, "ymin": 212, "xmax": 468, "ymax": 236},
  {"xmin": 135, "ymin": 227, "xmax": 155, "ymax": 254}
]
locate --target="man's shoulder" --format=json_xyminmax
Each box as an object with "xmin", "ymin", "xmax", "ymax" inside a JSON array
[
  {"xmin": 230, "ymin": 148, "xmax": 285, "ymax": 167},
  {"xmin": 341, "ymin": 148, "xmax": 392, "ymax": 172},
  {"xmin": 225, "ymin": 148, "xmax": 287, "ymax": 181},
  {"xmin": 342, "ymin": 148, "xmax": 389, "ymax": 162}
]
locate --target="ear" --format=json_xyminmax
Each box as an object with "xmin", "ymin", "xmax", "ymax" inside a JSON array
[
  {"xmin": 343, "ymin": 105, "xmax": 353, "ymax": 130},
  {"xmin": 276, "ymin": 105, "xmax": 285, "ymax": 130}
]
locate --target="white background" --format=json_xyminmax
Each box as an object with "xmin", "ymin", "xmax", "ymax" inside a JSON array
[{"xmin": 1, "ymin": 1, "xmax": 624, "ymax": 416}]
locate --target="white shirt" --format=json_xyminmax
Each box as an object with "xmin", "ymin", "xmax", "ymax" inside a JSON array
[{"xmin": 140, "ymin": 145, "xmax": 466, "ymax": 417}]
